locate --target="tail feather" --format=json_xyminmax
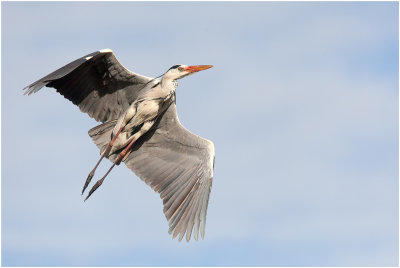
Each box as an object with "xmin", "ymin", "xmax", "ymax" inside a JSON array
[{"xmin": 88, "ymin": 119, "xmax": 118, "ymax": 155}]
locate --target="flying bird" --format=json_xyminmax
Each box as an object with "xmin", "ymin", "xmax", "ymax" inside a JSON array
[{"xmin": 23, "ymin": 49, "xmax": 215, "ymax": 242}]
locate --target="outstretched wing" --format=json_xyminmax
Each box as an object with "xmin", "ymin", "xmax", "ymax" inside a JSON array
[
  {"xmin": 124, "ymin": 101, "xmax": 215, "ymax": 242},
  {"xmin": 23, "ymin": 49, "xmax": 153, "ymax": 122}
]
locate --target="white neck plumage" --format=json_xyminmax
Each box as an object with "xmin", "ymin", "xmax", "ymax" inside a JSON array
[{"xmin": 161, "ymin": 77, "xmax": 178, "ymax": 92}]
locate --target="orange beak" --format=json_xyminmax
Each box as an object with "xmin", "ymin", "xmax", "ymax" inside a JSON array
[{"xmin": 184, "ymin": 65, "xmax": 213, "ymax": 73}]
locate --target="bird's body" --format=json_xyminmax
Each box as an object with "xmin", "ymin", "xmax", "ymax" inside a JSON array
[
  {"xmin": 109, "ymin": 76, "xmax": 176, "ymax": 154},
  {"xmin": 24, "ymin": 49, "xmax": 215, "ymax": 242}
]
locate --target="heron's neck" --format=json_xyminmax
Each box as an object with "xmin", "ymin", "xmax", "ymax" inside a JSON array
[{"xmin": 161, "ymin": 77, "xmax": 178, "ymax": 93}]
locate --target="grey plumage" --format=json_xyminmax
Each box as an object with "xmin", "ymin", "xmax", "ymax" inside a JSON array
[
  {"xmin": 24, "ymin": 49, "xmax": 152, "ymax": 122},
  {"xmin": 24, "ymin": 49, "xmax": 215, "ymax": 242}
]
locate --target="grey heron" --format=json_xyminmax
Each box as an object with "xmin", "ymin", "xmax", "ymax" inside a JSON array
[{"xmin": 23, "ymin": 49, "xmax": 215, "ymax": 242}]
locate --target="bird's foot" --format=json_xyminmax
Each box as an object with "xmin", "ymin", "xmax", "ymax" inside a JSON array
[
  {"xmin": 84, "ymin": 160, "xmax": 117, "ymax": 201},
  {"xmin": 82, "ymin": 170, "xmax": 94, "ymax": 195},
  {"xmin": 85, "ymin": 177, "xmax": 105, "ymax": 201}
]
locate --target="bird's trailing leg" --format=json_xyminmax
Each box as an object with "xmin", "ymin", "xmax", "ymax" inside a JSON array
[
  {"xmin": 84, "ymin": 120, "xmax": 155, "ymax": 201},
  {"xmin": 84, "ymin": 137, "xmax": 137, "ymax": 201},
  {"xmin": 82, "ymin": 127, "xmax": 124, "ymax": 194}
]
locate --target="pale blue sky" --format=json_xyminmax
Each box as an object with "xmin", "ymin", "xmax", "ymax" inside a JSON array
[{"xmin": 2, "ymin": 1, "xmax": 398, "ymax": 266}]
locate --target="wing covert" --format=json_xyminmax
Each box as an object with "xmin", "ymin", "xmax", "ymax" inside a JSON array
[{"xmin": 24, "ymin": 49, "xmax": 153, "ymax": 122}]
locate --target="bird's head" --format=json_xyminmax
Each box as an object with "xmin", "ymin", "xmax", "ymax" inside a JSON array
[{"xmin": 163, "ymin": 64, "xmax": 213, "ymax": 80}]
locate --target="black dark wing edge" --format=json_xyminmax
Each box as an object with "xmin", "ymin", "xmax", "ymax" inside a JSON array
[
  {"xmin": 23, "ymin": 49, "xmax": 153, "ymax": 122},
  {"xmin": 124, "ymin": 102, "xmax": 215, "ymax": 242}
]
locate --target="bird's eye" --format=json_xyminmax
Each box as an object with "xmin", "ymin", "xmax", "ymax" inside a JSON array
[{"xmin": 178, "ymin": 67, "xmax": 184, "ymax": 72}]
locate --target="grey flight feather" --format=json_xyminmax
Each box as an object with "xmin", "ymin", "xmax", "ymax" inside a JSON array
[
  {"xmin": 88, "ymin": 100, "xmax": 215, "ymax": 242},
  {"xmin": 23, "ymin": 49, "xmax": 152, "ymax": 122}
]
